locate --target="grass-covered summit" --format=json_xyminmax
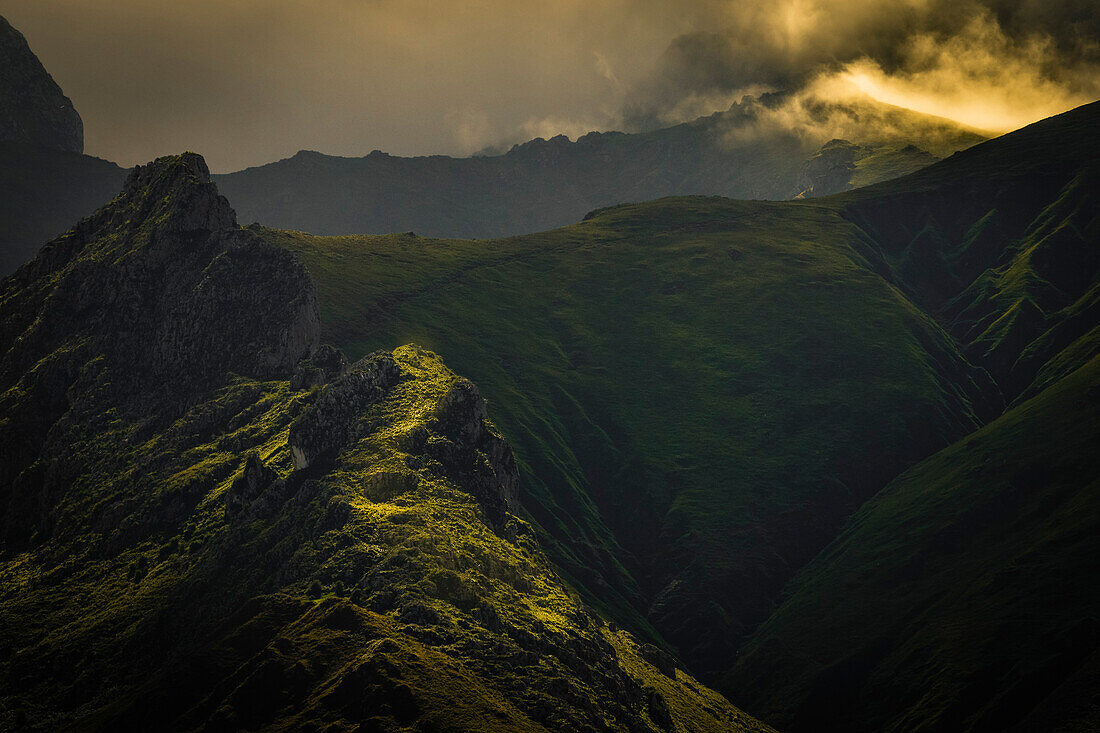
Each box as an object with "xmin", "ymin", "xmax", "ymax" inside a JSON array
[{"xmin": 0, "ymin": 154, "xmax": 772, "ymax": 732}]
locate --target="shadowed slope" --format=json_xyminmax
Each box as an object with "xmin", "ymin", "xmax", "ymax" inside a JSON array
[{"xmin": 725, "ymin": 354, "xmax": 1100, "ymax": 733}]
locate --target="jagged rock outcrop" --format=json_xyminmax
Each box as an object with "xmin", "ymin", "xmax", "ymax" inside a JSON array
[
  {"xmin": 288, "ymin": 351, "xmax": 520, "ymax": 532},
  {"xmin": 288, "ymin": 352, "xmax": 402, "ymax": 470},
  {"xmin": 796, "ymin": 139, "xmax": 860, "ymax": 197},
  {"xmin": 290, "ymin": 343, "xmax": 349, "ymax": 389},
  {"xmin": 422, "ymin": 378, "xmax": 520, "ymax": 531},
  {"xmin": 225, "ymin": 452, "xmax": 283, "ymax": 517},
  {"xmin": 0, "ymin": 153, "xmax": 318, "ymax": 397},
  {"xmin": 0, "ymin": 152, "xmax": 318, "ymax": 551},
  {"xmin": 0, "ymin": 15, "xmax": 82, "ymax": 153}
]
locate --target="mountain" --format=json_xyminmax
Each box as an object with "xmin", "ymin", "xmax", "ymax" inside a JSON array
[
  {"xmin": 0, "ymin": 15, "xmax": 83, "ymax": 153},
  {"xmin": 215, "ymin": 95, "xmax": 983, "ymax": 240},
  {"xmin": 0, "ymin": 13, "xmax": 981, "ymax": 279},
  {"xmin": 722, "ymin": 102, "xmax": 1100, "ymax": 732},
  {"xmin": 0, "ymin": 15, "xmax": 127, "ymax": 276},
  {"xmin": 0, "ymin": 142, "xmax": 126, "ymax": 275},
  {"xmin": 0, "ymin": 153, "xmax": 773, "ymax": 732},
  {"xmin": 724, "ymin": 349, "xmax": 1100, "ymax": 733},
  {"xmin": 256, "ymin": 101, "xmax": 1099, "ymax": 713}
]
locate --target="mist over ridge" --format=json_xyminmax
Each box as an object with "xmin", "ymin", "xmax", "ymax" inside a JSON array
[{"xmin": 2, "ymin": 0, "xmax": 1096, "ymax": 171}]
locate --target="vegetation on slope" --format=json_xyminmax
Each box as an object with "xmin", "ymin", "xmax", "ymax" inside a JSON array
[
  {"xmin": 835, "ymin": 102, "xmax": 1100, "ymax": 404},
  {"xmin": 724, "ymin": 353, "xmax": 1100, "ymax": 733},
  {"xmin": 0, "ymin": 154, "xmax": 771, "ymax": 732},
  {"xmin": 716, "ymin": 100, "xmax": 1100, "ymax": 733},
  {"xmin": 264, "ymin": 194, "xmax": 996, "ymax": 679}
]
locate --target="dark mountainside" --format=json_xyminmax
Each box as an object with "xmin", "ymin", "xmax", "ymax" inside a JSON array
[
  {"xmin": 0, "ymin": 15, "xmax": 83, "ymax": 154},
  {"xmin": 0, "ymin": 154, "xmax": 773, "ymax": 732},
  {"xmin": 724, "ymin": 101, "xmax": 1100, "ymax": 732},
  {"xmin": 0, "ymin": 14, "xmax": 127, "ymax": 276},
  {"xmin": 261, "ymin": 102, "xmax": 1099, "ymax": 731},
  {"xmin": 217, "ymin": 95, "xmax": 982, "ymax": 241}
]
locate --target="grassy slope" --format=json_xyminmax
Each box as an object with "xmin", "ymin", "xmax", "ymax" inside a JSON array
[
  {"xmin": 264, "ymin": 102, "xmax": 1098, "ymax": 712},
  {"xmin": 0, "ymin": 154, "xmax": 772, "ymax": 732},
  {"xmin": 719, "ymin": 102, "xmax": 1100, "ymax": 730},
  {"xmin": 833, "ymin": 103, "xmax": 1100, "ymax": 400},
  {"xmin": 725, "ymin": 353, "xmax": 1100, "ymax": 733},
  {"xmin": 264, "ymin": 194, "xmax": 993, "ymax": 677},
  {"xmin": 0, "ymin": 342, "xmax": 770, "ymax": 732}
]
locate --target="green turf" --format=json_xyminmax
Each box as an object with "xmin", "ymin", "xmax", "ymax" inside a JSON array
[
  {"xmin": 263, "ymin": 194, "xmax": 995, "ymax": 676},
  {"xmin": 725, "ymin": 352, "xmax": 1100, "ymax": 732}
]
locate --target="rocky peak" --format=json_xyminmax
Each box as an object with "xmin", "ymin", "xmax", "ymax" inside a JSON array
[
  {"xmin": 796, "ymin": 138, "xmax": 861, "ymax": 198},
  {"xmin": 1, "ymin": 153, "xmax": 315, "ymax": 391},
  {"xmin": 0, "ymin": 153, "xmax": 319, "ymax": 550},
  {"xmin": 0, "ymin": 15, "xmax": 83, "ymax": 153},
  {"xmin": 120, "ymin": 151, "xmax": 236, "ymax": 232}
]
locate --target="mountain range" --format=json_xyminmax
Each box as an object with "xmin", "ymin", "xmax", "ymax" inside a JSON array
[
  {"xmin": 0, "ymin": 14, "xmax": 983, "ymax": 279},
  {"xmin": 1, "ymin": 12, "xmax": 1099, "ymax": 733}
]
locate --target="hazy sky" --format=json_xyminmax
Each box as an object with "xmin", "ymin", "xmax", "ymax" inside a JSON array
[{"xmin": 4, "ymin": 0, "xmax": 1098, "ymax": 172}]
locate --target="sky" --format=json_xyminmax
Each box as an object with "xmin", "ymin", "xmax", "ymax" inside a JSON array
[{"xmin": 3, "ymin": 0, "xmax": 1098, "ymax": 172}]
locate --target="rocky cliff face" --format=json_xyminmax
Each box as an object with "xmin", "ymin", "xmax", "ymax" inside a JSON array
[
  {"xmin": 796, "ymin": 139, "xmax": 860, "ymax": 197},
  {"xmin": 0, "ymin": 15, "xmax": 83, "ymax": 153},
  {"xmin": 0, "ymin": 152, "xmax": 318, "ymax": 551}
]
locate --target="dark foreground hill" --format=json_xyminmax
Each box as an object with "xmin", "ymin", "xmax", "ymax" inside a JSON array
[
  {"xmin": 260, "ymin": 101, "xmax": 1099, "ymax": 727},
  {"xmin": 217, "ymin": 95, "xmax": 982, "ymax": 241},
  {"xmin": 0, "ymin": 154, "xmax": 772, "ymax": 732}
]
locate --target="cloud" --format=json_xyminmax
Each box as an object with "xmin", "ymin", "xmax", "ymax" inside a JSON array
[
  {"xmin": 2, "ymin": 0, "xmax": 1096, "ymax": 170},
  {"xmin": 833, "ymin": 11, "xmax": 1098, "ymax": 132},
  {"xmin": 622, "ymin": 0, "xmax": 1100, "ymax": 133}
]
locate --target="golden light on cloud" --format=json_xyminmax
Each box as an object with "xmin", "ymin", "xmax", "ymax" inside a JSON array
[
  {"xmin": 828, "ymin": 14, "xmax": 1099, "ymax": 133},
  {"xmin": 3, "ymin": 0, "xmax": 1097, "ymax": 169}
]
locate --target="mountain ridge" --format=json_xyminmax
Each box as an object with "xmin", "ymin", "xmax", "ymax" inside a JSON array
[
  {"xmin": 262, "ymin": 101, "xmax": 1098, "ymax": 706},
  {"xmin": 0, "ymin": 152, "xmax": 773, "ymax": 732},
  {"xmin": 216, "ymin": 94, "xmax": 984, "ymax": 242}
]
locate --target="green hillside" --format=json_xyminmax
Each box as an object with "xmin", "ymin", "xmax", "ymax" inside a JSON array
[
  {"xmin": 724, "ymin": 353, "xmax": 1100, "ymax": 733},
  {"xmin": 721, "ymin": 102, "xmax": 1100, "ymax": 732},
  {"xmin": 263, "ymin": 194, "xmax": 995, "ymax": 677},
  {"xmin": 0, "ymin": 154, "xmax": 771, "ymax": 732},
  {"xmin": 263, "ymin": 102, "xmax": 1098, "ymax": 693}
]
